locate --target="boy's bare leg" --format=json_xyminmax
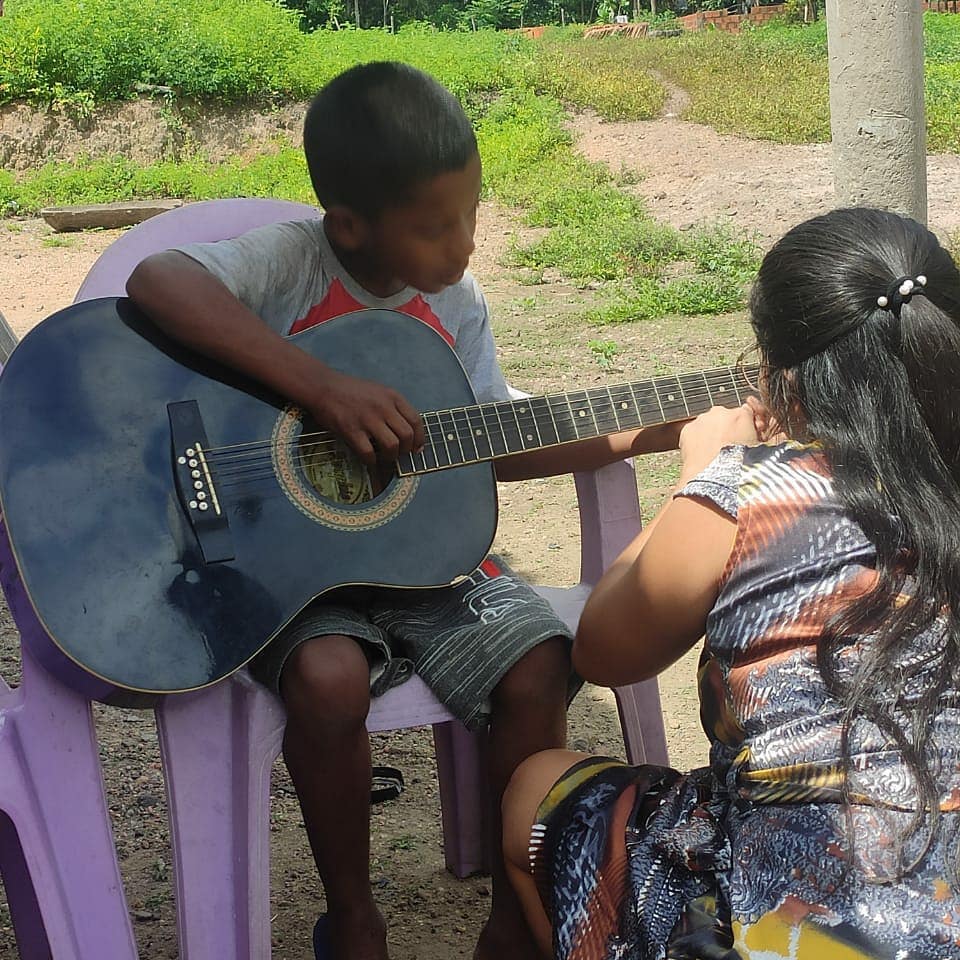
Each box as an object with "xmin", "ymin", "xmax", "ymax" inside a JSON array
[
  {"xmin": 475, "ymin": 636, "xmax": 571, "ymax": 960},
  {"xmin": 280, "ymin": 634, "xmax": 389, "ymax": 960}
]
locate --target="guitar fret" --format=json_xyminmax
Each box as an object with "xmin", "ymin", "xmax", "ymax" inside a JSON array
[
  {"xmin": 513, "ymin": 398, "xmax": 542, "ymax": 450},
  {"xmin": 529, "ymin": 396, "xmax": 559, "ymax": 447},
  {"xmin": 423, "ymin": 411, "xmax": 451, "ymax": 468},
  {"xmin": 544, "ymin": 395, "xmax": 574, "ymax": 443},
  {"xmin": 701, "ymin": 371, "xmax": 714, "ymax": 407},
  {"xmin": 605, "ymin": 386, "xmax": 639, "ymax": 430},
  {"xmin": 544, "ymin": 395, "xmax": 564, "ymax": 442},
  {"xmin": 607, "ymin": 386, "xmax": 623, "ymax": 432},
  {"xmin": 565, "ymin": 391, "xmax": 597, "ymax": 439},
  {"xmin": 466, "ymin": 406, "xmax": 494, "ymax": 460},
  {"xmin": 733, "ymin": 364, "xmax": 743, "ymax": 404},
  {"xmin": 675, "ymin": 376, "xmax": 692, "ymax": 419},
  {"xmin": 586, "ymin": 390, "xmax": 602, "ymax": 435},
  {"xmin": 495, "ymin": 400, "xmax": 524, "ymax": 453},
  {"xmin": 451, "ymin": 407, "xmax": 479, "ymax": 463},
  {"xmin": 481, "ymin": 405, "xmax": 507, "ymax": 457},
  {"xmin": 628, "ymin": 380, "xmax": 658, "ymax": 425},
  {"xmin": 654, "ymin": 376, "xmax": 688, "ymax": 423},
  {"xmin": 585, "ymin": 386, "xmax": 615, "ymax": 438},
  {"xmin": 437, "ymin": 408, "xmax": 466, "ymax": 466}
]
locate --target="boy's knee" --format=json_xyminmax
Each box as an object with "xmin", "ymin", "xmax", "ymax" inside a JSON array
[
  {"xmin": 280, "ymin": 634, "xmax": 371, "ymax": 726},
  {"xmin": 493, "ymin": 637, "xmax": 571, "ymax": 708}
]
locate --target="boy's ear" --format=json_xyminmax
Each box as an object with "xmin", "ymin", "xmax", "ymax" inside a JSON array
[{"xmin": 323, "ymin": 205, "xmax": 370, "ymax": 251}]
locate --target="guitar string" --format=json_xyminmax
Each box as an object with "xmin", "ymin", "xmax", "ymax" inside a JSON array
[
  {"xmin": 202, "ymin": 368, "xmax": 757, "ymax": 473},
  {"xmin": 209, "ymin": 373, "xmax": 759, "ymax": 489},
  {"xmin": 209, "ymin": 377, "xmax": 750, "ymax": 481},
  {"xmin": 200, "ymin": 366, "xmax": 755, "ymax": 463},
  {"xmin": 208, "ymin": 374, "xmax": 758, "ymax": 486},
  {"xmin": 207, "ymin": 376, "xmax": 756, "ymax": 474}
]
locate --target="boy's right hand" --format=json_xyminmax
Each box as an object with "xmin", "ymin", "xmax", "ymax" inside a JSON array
[{"xmin": 308, "ymin": 370, "xmax": 426, "ymax": 466}]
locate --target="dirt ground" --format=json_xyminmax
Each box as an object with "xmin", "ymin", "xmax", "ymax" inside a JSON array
[{"xmin": 1, "ymin": 99, "xmax": 959, "ymax": 959}]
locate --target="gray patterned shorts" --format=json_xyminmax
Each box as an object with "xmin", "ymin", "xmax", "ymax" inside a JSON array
[{"xmin": 249, "ymin": 555, "xmax": 577, "ymax": 730}]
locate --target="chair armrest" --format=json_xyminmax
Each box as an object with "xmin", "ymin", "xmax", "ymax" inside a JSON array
[{"xmin": 573, "ymin": 459, "xmax": 642, "ymax": 586}]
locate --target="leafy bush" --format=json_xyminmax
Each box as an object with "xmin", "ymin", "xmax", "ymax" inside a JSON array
[{"xmin": 0, "ymin": 0, "xmax": 528, "ymax": 107}]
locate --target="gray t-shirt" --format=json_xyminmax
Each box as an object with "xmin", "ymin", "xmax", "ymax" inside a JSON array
[{"xmin": 175, "ymin": 217, "xmax": 511, "ymax": 403}]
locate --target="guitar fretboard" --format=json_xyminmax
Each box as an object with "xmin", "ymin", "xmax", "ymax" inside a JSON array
[{"xmin": 397, "ymin": 364, "xmax": 758, "ymax": 476}]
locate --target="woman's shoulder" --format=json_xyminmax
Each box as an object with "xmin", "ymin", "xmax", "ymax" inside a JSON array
[{"xmin": 739, "ymin": 440, "xmax": 831, "ymax": 480}]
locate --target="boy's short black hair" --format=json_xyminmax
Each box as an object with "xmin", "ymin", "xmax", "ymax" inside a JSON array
[{"xmin": 303, "ymin": 61, "xmax": 479, "ymax": 220}]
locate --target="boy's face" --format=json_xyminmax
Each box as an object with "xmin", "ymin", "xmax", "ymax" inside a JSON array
[{"xmin": 365, "ymin": 152, "xmax": 482, "ymax": 296}]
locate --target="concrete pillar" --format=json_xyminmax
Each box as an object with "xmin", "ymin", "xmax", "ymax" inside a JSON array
[{"xmin": 826, "ymin": 0, "xmax": 927, "ymax": 222}]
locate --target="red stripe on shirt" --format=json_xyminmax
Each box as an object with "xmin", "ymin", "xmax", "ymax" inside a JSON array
[{"xmin": 288, "ymin": 278, "xmax": 454, "ymax": 346}]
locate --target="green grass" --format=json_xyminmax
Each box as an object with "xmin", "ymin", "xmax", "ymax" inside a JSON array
[
  {"xmin": 0, "ymin": 149, "xmax": 317, "ymax": 216},
  {"xmin": 527, "ymin": 28, "xmax": 665, "ymax": 121}
]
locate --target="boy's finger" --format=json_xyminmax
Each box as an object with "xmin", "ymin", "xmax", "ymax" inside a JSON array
[
  {"xmin": 383, "ymin": 411, "xmax": 418, "ymax": 455},
  {"xmin": 394, "ymin": 397, "xmax": 426, "ymax": 449},
  {"xmin": 346, "ymin": 429, "xmax": 378, "ymax": 466}
]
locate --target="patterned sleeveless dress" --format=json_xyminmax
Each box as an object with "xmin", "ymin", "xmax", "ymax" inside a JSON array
[{"xmin": 531, "ymin": 441, "xmax": 960, "ymax": 960}]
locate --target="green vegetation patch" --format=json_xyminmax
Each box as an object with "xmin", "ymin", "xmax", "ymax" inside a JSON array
[
  {"xmin": 478, "ymin": 90, "xmax": 760, "ymax": 322},
  {"xmin": 610, "ymin": 22, "xmax": 831, "ymax": 144},
  {"xmin": 0, "ymin": 0, "xmax": 528, "ymax": 110},
  {"xmin": 527, "ymin": 28, "xmax": 665, "ymax": 121},
  {"xmin": 0, "ymin": 149, "xmax": 316, "ymax": 215},
  {"xmin": 577, "ymin": 15, "xmax": 960, "ymax": 152}
]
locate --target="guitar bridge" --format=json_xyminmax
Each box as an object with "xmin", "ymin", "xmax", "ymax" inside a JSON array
[{"xmin": 168, "ymin": 400, "xmax": 234, "ymax": 563}]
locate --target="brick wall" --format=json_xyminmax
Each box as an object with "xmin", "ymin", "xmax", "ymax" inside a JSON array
[
  {"xmin": 924, "ymin": 1, "xmax": 959, "ymax": 11},
  {"xmin": 677, "ymin": 4, "xmax": 787, "ymax": 34}
]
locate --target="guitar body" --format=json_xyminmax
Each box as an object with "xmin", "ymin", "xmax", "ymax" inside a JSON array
[{"xmin": 0, "ymin": 298, "xmax": 497, "ymax": 699}]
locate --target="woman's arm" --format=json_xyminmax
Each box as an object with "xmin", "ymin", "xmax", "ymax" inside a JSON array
[{"xmin": 572, "ymin": 404, "xmax": 760, "ymax": 686}]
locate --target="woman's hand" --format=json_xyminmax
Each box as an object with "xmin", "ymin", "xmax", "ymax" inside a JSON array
[{"xmin": 678, "ymin": 403, "xmax": 760, "ymax": 484}]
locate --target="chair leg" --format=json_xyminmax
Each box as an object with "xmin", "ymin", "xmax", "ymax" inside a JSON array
[
  {"xmin": 0, "ymin": 811, "xmax": 50, "ymax": 960},
  {"xmin": 156, "ymin": 677, "xmax": 284, "ymax": 960},
  {"xmin": 432, "ymin": 721, "xmax": 491, "ymax": 878},
  {"xmin": 613, "ymin": 679, "xmax": 670, "ymax": 766},
  {"xmin": 1, "ymin": 652, "xmax": 138, "ymax": 960}
]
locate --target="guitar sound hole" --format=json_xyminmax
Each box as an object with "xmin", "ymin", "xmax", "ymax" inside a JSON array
[{"xmin": 296, "ymin": 429, "xmax": 394, "ymax": 505}]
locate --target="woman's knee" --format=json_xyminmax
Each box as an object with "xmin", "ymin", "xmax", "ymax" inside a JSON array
[
  {"xmin": 502, "ymin": 749, "xmax": 587, "ymax": 866},
  {"xmin": 280, "ymin": 634, "xmax": 371, "ymax": 727}
]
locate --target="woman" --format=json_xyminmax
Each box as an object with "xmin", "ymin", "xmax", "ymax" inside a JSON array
[{"xmin": 503, "ymin": 208, "xmax": 960, "ymax": 959}]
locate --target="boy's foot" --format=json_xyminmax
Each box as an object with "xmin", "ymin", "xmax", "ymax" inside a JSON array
[
  {"xmin": 321, "ymin": 902, "xmax": 389, "ymax": 960},
  {"xmin": 473, "ymin": 914, "xmax": 543, "ymax": 960}
]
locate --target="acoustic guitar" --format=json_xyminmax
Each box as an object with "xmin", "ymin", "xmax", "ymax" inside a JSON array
[{"xmin": 0, "ymin": 298, "xmax": 755, "ymax": 699}]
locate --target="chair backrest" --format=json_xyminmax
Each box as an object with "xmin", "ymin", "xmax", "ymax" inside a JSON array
[
  {"xmin": 0, "ymin": 310, "xmax": 16, "ymax": 366},
  {"xmin": 75, "ymin": 198, "xmax": 321, "ymax": 302}
]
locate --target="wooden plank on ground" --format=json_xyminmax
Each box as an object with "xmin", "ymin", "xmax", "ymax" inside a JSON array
[{"xmin": 40, "ymin": 199, "xmax": 184, "ymax": 232}]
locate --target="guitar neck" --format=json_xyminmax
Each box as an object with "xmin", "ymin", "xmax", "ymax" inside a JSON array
[{"xmin": 397, "ymin": 364, "xmax": 759, "ymax": 476}]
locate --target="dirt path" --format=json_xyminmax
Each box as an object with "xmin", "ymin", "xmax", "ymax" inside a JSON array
[
  {"xmin": 569, "ymin": 111, "xmax": 960, "ymax": 244},
  {"xmin": 1, "ymin": 108, "xmax": 957, "ymax": 959}
]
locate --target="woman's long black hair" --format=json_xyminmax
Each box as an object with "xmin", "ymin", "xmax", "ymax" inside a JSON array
[{"xmin": 750, "ymin": 207, "xmax": 960, "ymax": 879}]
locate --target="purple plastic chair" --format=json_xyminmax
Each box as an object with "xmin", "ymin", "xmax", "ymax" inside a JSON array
[
  {"xmin": 0, "ymin": 310, "xmax": 138, "ymax": 960},
  {"xmin": 72, "ymin": 198, "xmax": 668, "ymax": 959}
]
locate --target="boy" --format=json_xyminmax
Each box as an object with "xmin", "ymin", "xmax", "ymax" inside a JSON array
[{"xmin": 127, "ymin": 62, "xmax": 679, "ymax": 960}]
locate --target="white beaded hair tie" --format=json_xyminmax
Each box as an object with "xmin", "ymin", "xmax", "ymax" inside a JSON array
[{"xmin": 877, "ymin": 274, "xmax": 927, "ymax": 310}]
